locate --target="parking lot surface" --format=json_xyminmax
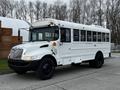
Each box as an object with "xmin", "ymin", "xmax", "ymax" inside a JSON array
[{"xmin": 0, "ymin": 53, "xmax": 120, "ymax": 90}]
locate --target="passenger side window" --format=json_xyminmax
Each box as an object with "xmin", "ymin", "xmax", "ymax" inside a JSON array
[
  {"xmin": 106, "ymin": 33, "xmax": 109, "ymax": 42},
  {"xmin": 102, "ymin": 33, "xmax": 105, "ymax": 42},
  {"xmin": 73, "ymin": 29, "xmax": 79, "ymax": 41},
  {"xmin": 38, "ymin": 33, "xmax": 43, "ymax": 40},
  {"xmin": 60, "ymin": 28, "xmax": 71, "ymax": 42},
  {"xmin": 93, "ymin": 32, "xmax": 97, "ymax": 42},
  {"xmin": 81, "ymin": 30, "xmax": 86, "ymax": 41},
  {"xmin": 98, "ymin": 32, "xmax": 101, "ymax": 42},
  {"xmin": 32, "ymin": 32, "xmax": 37, "ymax": 41},
  {"xmin": 87, "ymin": 31, "xmax": 92, "ymax": 41}
]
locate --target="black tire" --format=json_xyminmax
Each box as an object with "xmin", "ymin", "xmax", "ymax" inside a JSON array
[
  {"xmin": 89, "ymin": 52, "xmax": 104, "ymax": 68},
  {"xmin": 14, "ymin": 70, "xmax": 27, "ymax": 75},
  {"xmin": 36, "ymin": 57, "xmax": 55, "ymax": 80}
]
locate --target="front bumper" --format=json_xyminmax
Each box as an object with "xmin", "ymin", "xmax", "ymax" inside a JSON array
[{"xmin": 8, "ymin": 59, "xmax": 40, "ymax": 71}]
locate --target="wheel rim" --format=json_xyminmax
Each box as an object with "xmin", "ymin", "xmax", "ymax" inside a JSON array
[{"xmin": 42, "ymin": 63, "xmax": 53, "ymax": 75}]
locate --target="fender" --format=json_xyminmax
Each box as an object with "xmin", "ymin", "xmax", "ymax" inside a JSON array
[
  {"xmin": 22, "ymin": 48, "xmax": 57, "ymax": 61},
  {"xmin": 95, "ymin": 51, "xmax": 103, "ymax": 59}
]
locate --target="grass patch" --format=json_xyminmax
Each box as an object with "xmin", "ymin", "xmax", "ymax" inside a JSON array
[{"xmin": 0, "ymin": 59, "xmax": 13, "ymax": 75}]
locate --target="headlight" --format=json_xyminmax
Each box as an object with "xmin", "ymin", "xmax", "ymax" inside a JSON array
[
  {"xmin": 22, "ymin": 56, "xmax": 39, "ymax": 61},
  {"xmin": 22, "ymin": 56, "xmax": 32, "ymax": 60}
]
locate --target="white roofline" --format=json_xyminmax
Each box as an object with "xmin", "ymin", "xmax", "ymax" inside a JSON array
[{"xmin": 32, "ymin": 18, "xmax": 110, "ymax": 33}]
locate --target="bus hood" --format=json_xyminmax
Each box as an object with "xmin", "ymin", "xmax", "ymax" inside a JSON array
[{"xmin": 13, "ymin": 41, "xmax": 49, "ymax": 50}]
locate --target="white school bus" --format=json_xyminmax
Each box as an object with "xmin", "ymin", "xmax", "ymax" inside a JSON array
[{"xmin": 8, "ymin": 19, "xmax": 111, "ymax": 80}]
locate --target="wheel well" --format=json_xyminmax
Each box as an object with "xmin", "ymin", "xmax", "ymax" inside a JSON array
[
  {"xmin": 95, "ymin": 51, "xmax": 103, "ymax": 58},
  {"xmin": 41, "ymin": 55, "xmax": 57, "ymax": 67}
]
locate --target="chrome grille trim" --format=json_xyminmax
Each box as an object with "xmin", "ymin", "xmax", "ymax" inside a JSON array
[{"xmin": 10, "ymin": 48, "xmax": 23, "ymax": 59}]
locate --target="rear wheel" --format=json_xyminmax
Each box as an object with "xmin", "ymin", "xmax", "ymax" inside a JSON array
[
  {"xmin": 89, "ymin": 52, "xmax": 104, "ymax": 68},
  {"xmin": 36, "ymin": 57, "xmax": 55, "ymax": 80}
]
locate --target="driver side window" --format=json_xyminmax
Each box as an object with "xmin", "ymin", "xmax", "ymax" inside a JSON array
[{"xmin": 60, "ymin": 28, "xmax": 71, "ymax": 42}]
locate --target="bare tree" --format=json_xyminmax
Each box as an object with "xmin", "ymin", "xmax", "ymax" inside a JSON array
[
  {"xmin": 97, "ymin": 0, "xmax": 104, "ymax": 26},
  {"xmin": 60, "ymin": 4, "xmax": 68, "ymax": 20},
  {"xmin": 0, "ymin": 0, "xmax": 10, "ymax": 17},
  {"xmin": 105, "ymin": 0, "xmax": 120, "ymax": 44},
  {"xmin": 14, "ymin": 0, "xmax": 28, "ymax": 21},
  {"xmin": 8, "ymin": 0, "xmax": 15, "ymax": 18},
  {"xmin": 69, "ymin": 0, "xmax": 81, "ymax": 23},
  {"xmin": 89, "ymin": 0, "xmax": 98, "ymax": 24},
  {"xmin": 83, "ymin": 0, "xmax": 92, "ymax": 25},
  {"xmin": 52, "ymin": 0, "xmax": 67, "ymax": 20},
  {"xmin": 28, "ymin": 1, "xmax": 34, "ymax": 23},
  {"xmin": 47, "ymin": 4, "xmax": 54, "ymax": 18},
  {"xmin": 53, "ymin": 0, "xmax": 62, "ymax": 20},
  {"xmin": 20, "ymin": 0, "xmax": 28, "ymax": 21},
  {"xmin": 42, "ymin": 2, "xmax": 48, "ymax": 18},
  {"xmin": 80, "ymin": 0, "xmax": 87, "ymax": 24},
  {"xmin": 34, "ymin": 0, "xmax": 42, "ymax": 20}
]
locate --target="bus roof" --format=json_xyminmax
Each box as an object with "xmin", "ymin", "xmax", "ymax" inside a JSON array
[{"xmin": 32, "ymin": 18, "xmax": 110, "ymax": 33}]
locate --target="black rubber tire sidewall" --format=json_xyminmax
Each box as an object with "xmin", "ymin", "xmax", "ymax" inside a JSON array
[
  {"xmin": 36, "ymin": 58, "xmax": 55, "ymax": 80},
  {"xmin": 89, "ymin": 53, "xmax": 104, "ymax": 68},
  {"xmin": 95, "ymin": 53, "xmax": 104, "ymax": 68}
]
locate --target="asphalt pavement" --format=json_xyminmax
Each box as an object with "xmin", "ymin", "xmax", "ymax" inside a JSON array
[{"xmin": 0, "ymin": 53, "xmax": 120, "ymax": 90}]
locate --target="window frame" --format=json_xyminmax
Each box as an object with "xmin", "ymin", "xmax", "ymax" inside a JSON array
[
  {"xmin": 106, "ymin": 33, "xmax": 109, "ymax": 42},
  {"xmin": 81, "ymin": 30, "xmax": 86, "ymax": 42},
  {"xmin": 102, "ymin": 33, "xmax": 106, "ymax": 42},
  {"xmin": 73, "ymin": 29, "xmax": 79, "ymax": 41},
  {"xmin": 98, "ymin": 32, "xmax": 102, "ymax": 42},
  {"xmin": 60, "ymin": 28, "xmax": 71, "ymax": 43},
  {"xmin": 93, "ymin": 31, "xmax": 97, "ymax": 42},
  {"xmin": 87, "ymin": 31, "xmax": 92, "ymax": 42}
]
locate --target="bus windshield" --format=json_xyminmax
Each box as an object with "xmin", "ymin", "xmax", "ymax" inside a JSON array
[{"xmin": 30, "ymin": 26, "xmax": 59, "ymax": 42}]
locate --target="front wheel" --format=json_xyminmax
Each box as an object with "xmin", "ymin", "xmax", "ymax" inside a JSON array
[
  {"xmin": 36, "ymin": 57, "xmax": 55, "ymax": 80},
  {"xmin": 89, "ymin": 52, "xmax": 104, "ymax": 68}
]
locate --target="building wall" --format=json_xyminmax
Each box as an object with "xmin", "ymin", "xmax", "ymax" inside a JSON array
[
  {"xmin": 0, "ymin": 21, "xmax": 22, "ymax": 59},
  {"xmin": 0, "ymin": 17, "xmax": 30, "ymax": 42}
]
